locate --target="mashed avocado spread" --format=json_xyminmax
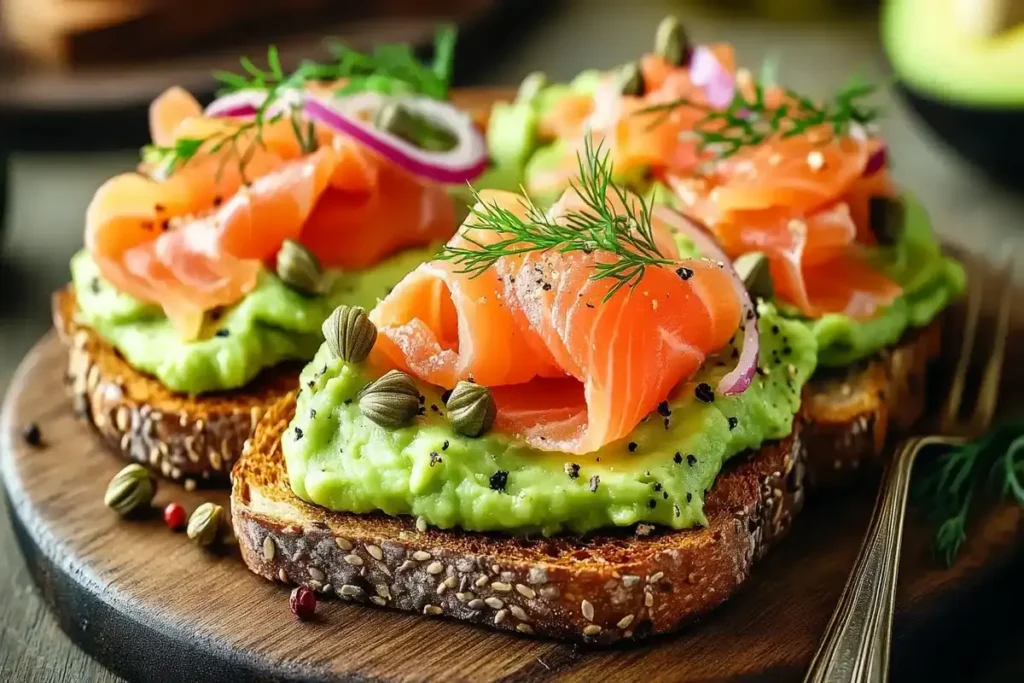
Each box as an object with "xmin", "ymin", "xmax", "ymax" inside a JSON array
[
  {"xmin": 283, "ymin": 228, "xmax": 817, "ymax": 536},
  {"xmin": 71, "ymin": 246, "xmax": 438, "ymax": 395}
]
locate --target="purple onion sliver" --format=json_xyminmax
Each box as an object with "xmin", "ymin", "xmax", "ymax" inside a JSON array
[
  {"xmin": 688, "ymin": 45, "xmax": 736, "ymax": 110},
  {"xmin": 651, "ymin": 206, "xmax": 758, "ymax": 396},
  {"xmin": 303, "ymin": 95, "xmax": 487, "ymax": 184},
  {"xmin": 863, "ymin": 145, "xmax": 887, "ymax": 176}
]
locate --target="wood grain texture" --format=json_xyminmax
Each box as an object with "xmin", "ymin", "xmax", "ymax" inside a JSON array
[{"xmin": 2, "ymin": 251, "xmax": 1024, "ymax": 682}]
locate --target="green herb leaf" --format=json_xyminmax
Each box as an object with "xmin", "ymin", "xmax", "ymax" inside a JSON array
[
  {"xmin": 141, "ymin": 26, "xmax": 458, "ymax": 178},
  {"xmin": 637, "ymin": 70, "xmax": 881, "ymax": 160},
  {"xmin": 914, "ymin": 421, "xmax": 1024, "ymax": 566},
  {"xmin": 438, "ymin": 136, "xmax": 675, "ymax": 301}
]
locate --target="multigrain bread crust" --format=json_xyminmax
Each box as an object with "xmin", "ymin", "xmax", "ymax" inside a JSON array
[
  {"xmin": 800, "ymin": 320, "xmax": 942, "ymax": 488},
  {"xmin": 232, "ymin": 394, "xmax": 806, "ymax": 644},
  {"xmin": 52, "ymin": 287, "xmax": 298, "ymax": 488}
]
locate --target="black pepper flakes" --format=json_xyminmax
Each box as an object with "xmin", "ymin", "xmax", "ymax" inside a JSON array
[
  {"xmin": 589, "ymin": 475, "xmax": 600, "ymax": 492},
  {"xmin": 694, "ymin": 382, "xmax": 715, "ymax": 403},
  {"xmin": 430, "ymin": 452, "xmax": 442, "ymax": 467},
  {"xmin": 310, "ymin": 409, "xmax": 317, "ymax": 419},
  {"xmin": 489, "ymin": 470, "xmax": 509, "ymax": 492},
  {"xmin": 676, "ymin": 266, "xmax": 694, "ymax": 280},
  {"xmin": 214, "ymin": 329, "xmax": 230, "ymax": 338},
  {"xmin": 628, "ymin": 441, "xmax": 638, "ymax": 453},
  {"xmin": 771, "ymin": 324, "xmax": 780, "ymax": 335},
  {"xmin": 294, "ymin": 427, "xmax": 304, "ymax": 440},
  {"xmin": 656, "ymin": 401, "xmax": 672, "ymax": 417},
  {"xmin": 648, "ymin": 499, "xmax": 657, "ymax": 509},
  {"xmin": 674, "ymin": 504, "xmax": 681, "ymax": 518},
  {"xmin": 728, "ymin": 417, "xmax": 738, "ymax": 430},
  {"xmin": 663, "ymin": 491, "xmax": 669, "ymax": 500},
  {"xmin": 212, "ymin": 195, "xmax": 223, "ymax": 207},
  {"xmin": 90, "ymin": 277, "xmax": 101, "ymax": 295},
  {"xmin": 585, "ymin": 302, "xmax": 595, "ymax": 309},
  {"xmin": 442, "ymin": 440, "xmax": 449, "ymax": 451},
  {"xmin": 565, "ymin": 463, "xmax": 580, "ymax": 479},
  {"xmin": 686, "ymin": 492, "xmax": 693, "ymax": 503},
  {"xmin": 542, "ymin": 283, "xmax": 552, "ymax": 291},
  {"xmin": 160, "ymin": 219, "xmax": 171, "ymax": 231},
  {"xmin": 441, "ymin": 389, "xmax": 453, "ymax": 403},
  {"xmin": 673, "ymin": 452, "xmax": 683, "ymax": 464},
  {"xmin": 22, "ymin": 423, "xmax": 41, "ymax": 447},
  {"xmin": 343, "ymin": 398, "xmax": 352, "ymax": 405},
  {"xmin": 686, "ymin": 453, "xmax": 697, "ymax": 466}
]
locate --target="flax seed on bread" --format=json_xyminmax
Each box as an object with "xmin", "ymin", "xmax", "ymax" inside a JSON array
[
  {"xmin": 231, "ymin": 391, "xmax": 806, "ymax": 643},
  {"xmin": 53, "ymin": 286, "xmax": 298, "ymax": 488}
]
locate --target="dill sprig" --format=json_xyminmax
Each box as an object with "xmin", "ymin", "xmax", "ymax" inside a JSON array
[
  {"xmin": 639, "ymin": 74, "xmax": 879, "ymax": 160},
  {"xmin": 140, "ymin": 26, "xmax": 458, "ymax": 179},
  {"xmin": 914, "ymin": 421, "xmax": 1024, "ymax": 566},
  {"xmin": 439, "ymin": 137, "xmax": 674, "ymax": 301}
]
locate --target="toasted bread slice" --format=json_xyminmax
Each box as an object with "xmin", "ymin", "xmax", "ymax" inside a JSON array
[
  {"xmin": 231, "ymin": 392, "xmax": 805, "ymax": 643},
  {"xmin": 53, "ymin": 286, "xmax": 298, "ymax": 488},
  {"xmin": 800, "ymin": 320, "xmax": 941, "ymax": 488}
]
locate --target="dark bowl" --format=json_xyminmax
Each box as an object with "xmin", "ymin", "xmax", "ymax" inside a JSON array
[{"xmin": 895, "ymin": 82, "xmax": 1024, "ymax": 189}]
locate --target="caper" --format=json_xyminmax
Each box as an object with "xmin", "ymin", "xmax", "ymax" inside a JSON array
[
  {"xmin": 614, "ymin": 62, "xmax": 645, "ymax": 97},
  {"xmin": 276, "ymin": 239, "xmax": 324, "ymax": 295},
  {"xmin": 653, "ymin": 15, "xmax": 691, "ymax": 66},
  {"xmin": 358, "ymin": 370, "xmax": 420, "ymax": 429},
  {"xmin": 104, "ymin": 463, "xmax": 156, "ymax": 516},
  {"xmin": 322, "ymin": 305, "xmax": 377, "ymax": 363},
  {"xmin": 445, "ymin": 381, "xmax": 497, "ymax": 437}
]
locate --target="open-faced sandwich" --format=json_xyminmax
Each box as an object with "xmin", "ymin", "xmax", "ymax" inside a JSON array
[
  {"xmin": 484, "ymin": 17, "xmax": 965, "ymax": 485},
  {"xmin": 55, "ymin": 30, "xmax": 496, "ymax": 487},
  {"xmin": 232, "ymin": 139, "xmax": 818, "ymax": 641}
]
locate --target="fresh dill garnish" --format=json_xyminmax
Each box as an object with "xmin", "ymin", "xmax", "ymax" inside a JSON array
[
  {"xmin": 914, "ymin": 421, "xmax": 1024, "ymax": 566},
  {"xmin": 439, "ymin": 136, "xmax": 675, "ymax": 301},
  {"xmin": 638, "ymin": 73, "xmax": 879, "ymax": 160},
  {"xmin": 140, "ymin": 26, "xmax": 458, "ymax": 179}
]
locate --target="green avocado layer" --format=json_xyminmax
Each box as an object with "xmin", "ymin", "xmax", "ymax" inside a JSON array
[
  {"xmin": 284, "ymin": 301, "xmax": 813, "ymax": 536},
  {"xmin": 883, "ymin": 0, "xmax": 1024, "ymax": 106},
  {"xmin": 71, "ymin": 246, "xmax": 439, "ymax": 395},
  {"xmin": 794, "ymin": 195, "xmax": 965, "ymax": 367}
]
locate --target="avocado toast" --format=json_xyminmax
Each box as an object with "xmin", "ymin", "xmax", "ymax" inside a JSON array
[
  {"xmin": 482, "ymin": 17, "xmax": 964, "ymax": 486},
  {"xmin": 56, "ymin": 32, "xmax": 498, "ymax": 486},
  {"xmin": 233, "ymin": 139, "xmax": 818, "ymax": 640}
]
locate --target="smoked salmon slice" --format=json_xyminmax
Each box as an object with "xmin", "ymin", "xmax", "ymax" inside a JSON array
[
  {"xmin": 668, "ymin": 127, "xmax": 901, "ymax": 319},
  {"xmin": 86, "ymin": 87, "xmax": 458, "ymax": 339},
  {"xmin": 370, "ymin": 189, "xmax": 742, "ymax": 454}
]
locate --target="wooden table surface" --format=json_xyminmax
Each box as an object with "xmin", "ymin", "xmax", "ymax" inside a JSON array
[{"xmin": 1, "ymin": 1, "xmax": 1023, "ymax": 681}]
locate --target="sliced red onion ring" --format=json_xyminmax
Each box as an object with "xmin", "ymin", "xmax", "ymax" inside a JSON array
[
  {"xmin": 863, "ymin": 144, "xmax": 888, "ymax": 176},
  {"xmin": 304, "ymin": 93, "xmax": 487, "ymax": 184},
  {"xmin": 204, "ymin": 88, "xmax": 305, "ymax": 119},
  {"xmin": 653, "ymin": 205, "xmax": 758, "ymax": 396},
  {"xmin": 689, "ymin": 46, "xmax": 736, "ymax": 110}
]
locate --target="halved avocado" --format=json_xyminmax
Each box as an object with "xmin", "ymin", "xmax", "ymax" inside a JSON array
[{"xmin": 882, "ymin": 0, "xmax": 1024, "ymax": 186}]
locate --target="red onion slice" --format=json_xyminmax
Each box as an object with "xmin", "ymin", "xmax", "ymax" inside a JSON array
[
  {"xmin": 204, "ymin": 90, "xmax": 264, "ymax": 118},
  {"xmin": 653, "ymin": 205, "xmax": 758, "ymax": 396},
  {"xmin": 304, "ymin": 93, "xmax": 487, "ymax": 184},
  {"xmin": 689, "ymin": 46, "xmax": 736, "ymax": 110},
  {"xmin": 863, "ymin": 144, "xmax": 887, "ymax": 176}
]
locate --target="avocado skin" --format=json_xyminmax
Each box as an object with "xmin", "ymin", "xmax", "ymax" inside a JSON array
[{"xmin": 896, "ymin": 82, "xmax": 1024, "ymax": 188}]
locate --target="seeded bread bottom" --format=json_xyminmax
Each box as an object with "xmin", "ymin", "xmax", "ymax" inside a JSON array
[
  {"xmin": 231, "ymin": 393, "xmax": 806, "ymax": 644},
  {"xmin": 801, "ymin": 320, "xmax": 942, "ymax": 488},
  {"xmin": 53, "ymin": 287, "xmax": 299, "ymax": 488}
]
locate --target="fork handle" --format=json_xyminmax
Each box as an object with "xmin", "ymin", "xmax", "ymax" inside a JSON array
[{"xmin": 804, "ymin": 435, "xmax": 941, "ymax": 683}]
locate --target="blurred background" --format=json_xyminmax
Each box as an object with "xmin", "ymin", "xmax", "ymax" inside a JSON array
[{"xmin": 0, "ymin": 0, "xmax": 1022, "ymax": 679}]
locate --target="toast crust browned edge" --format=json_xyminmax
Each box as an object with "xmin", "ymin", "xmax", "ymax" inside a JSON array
[
  {"xmin": 801, "ymin": 319, "xmax": 942, "ymax": 488},
  {"xmin": 52, "ymin": 286, "xmax": 299, "ymax": 487},
  {"xmin": 231, "ymin": 392, "xmax": 805, "ymax": 644}
]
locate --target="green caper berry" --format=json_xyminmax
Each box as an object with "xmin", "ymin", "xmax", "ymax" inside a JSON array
[
  {"xmin": 445, "ymin": 381, "xmax": 497, "ymax": 437},
  {"xmin": 653, "ymin": 15, "xmax": 690, "ymax": 66},
  {"xmin": 322, "ymin": 305, "xmax": 377, "ymax": 363},
  {"xmin": 374, "ymin": 102, "xmax": 457, "ymax": 152},
  {"xmin": 104, "ymin": 463, "xmax": 156, "ymax": 516},
  {"xmin": 187, "ymin": 502, "xmax": 225, "ymax": 547},
  {"xmin": 614, "ymin": 62, "xmax": 645, "ymax": 97},
  {"xmin": 733, "ymin": 252, "xmax": 774, "ymax": 301},
  {"xmin": 358, "ymin": 370, "xmax": 420, "ymax": 429},
  {"xmin": 276, "ymin": 239, "xmax": 324, "ymax": 295}
]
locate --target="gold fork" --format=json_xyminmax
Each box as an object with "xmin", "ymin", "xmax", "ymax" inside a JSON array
[{"xmin": 804, "ymin": 254, "xmax": 1015, "ymax": 683}]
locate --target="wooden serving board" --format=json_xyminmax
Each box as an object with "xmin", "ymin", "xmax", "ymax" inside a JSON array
[{"xmin": 2, "ymin": 96, "xmax": 1024, "ymax": 679}]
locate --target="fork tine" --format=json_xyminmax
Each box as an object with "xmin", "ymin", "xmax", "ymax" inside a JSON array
[
  {"xmin": 970, "ymin": 254, "xmax": 1015, "ymax": 433},
  {"xmin": 940, "ymin": 267, "xmax": 983, "ymax": 432}
]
